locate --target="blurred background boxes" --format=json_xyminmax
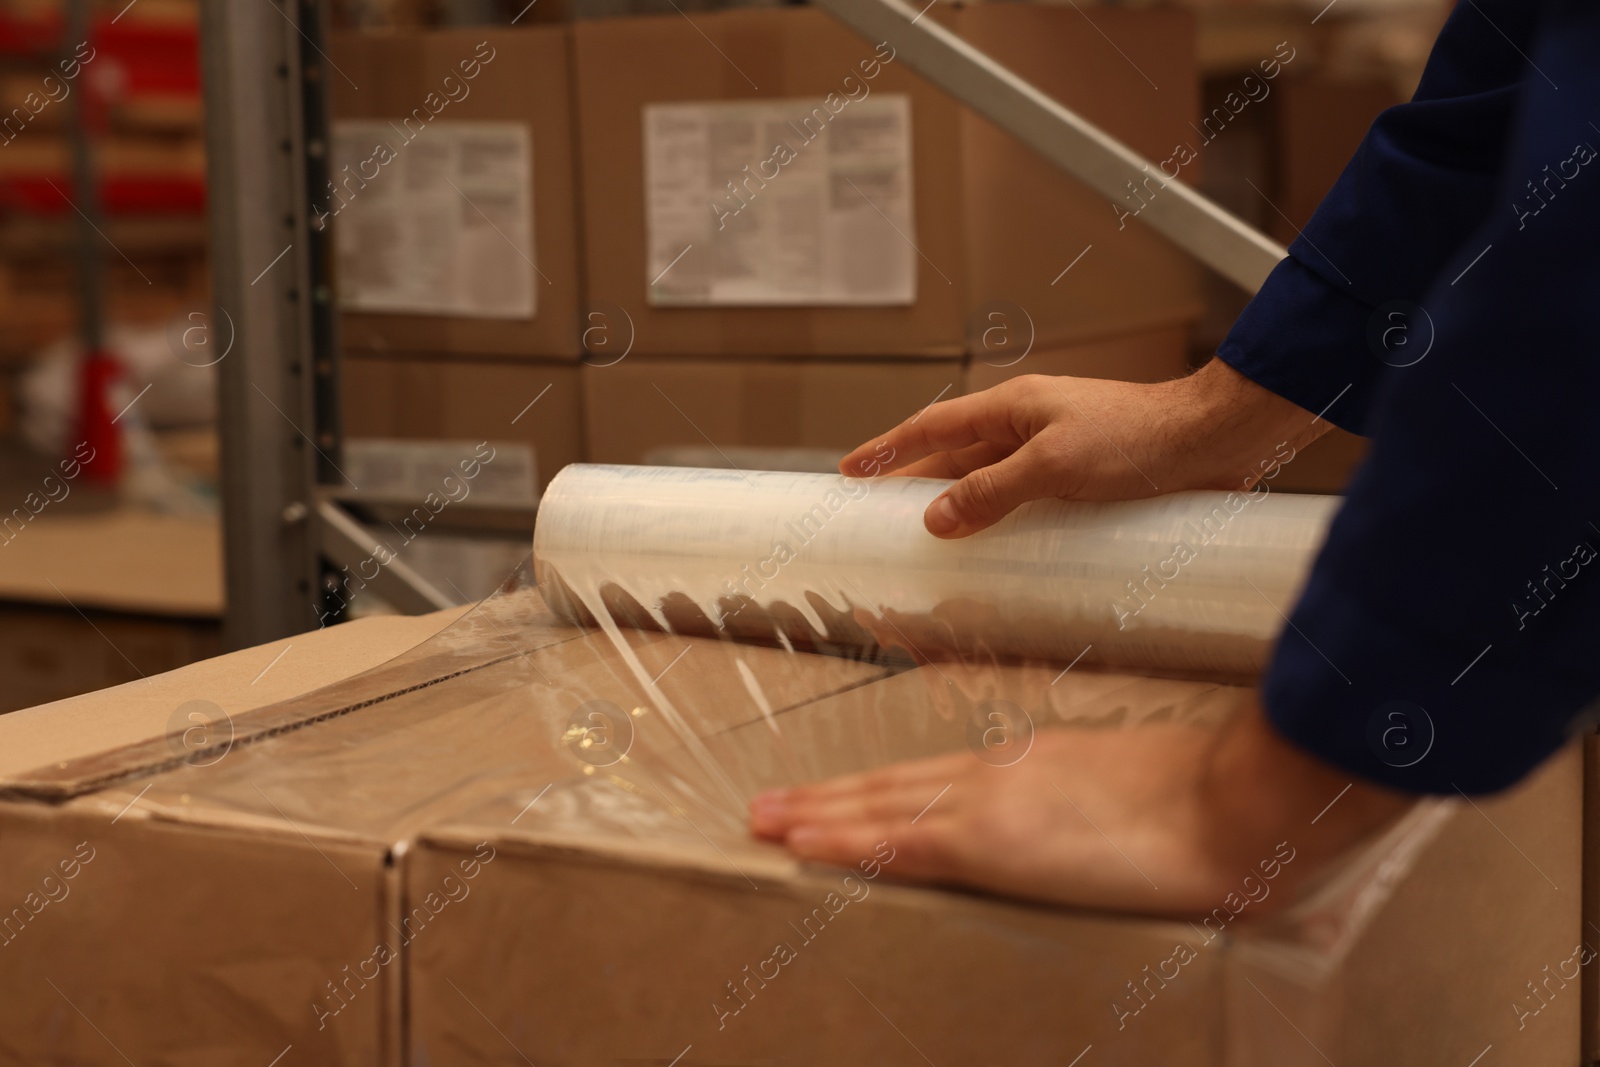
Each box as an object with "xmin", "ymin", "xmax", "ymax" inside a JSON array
[
  {"xmin": 573, "ymin": 7, "xmax": 967, "ymax": 358},
  {"xmin": 966, "ymin": 321, "xmax": 1194, "ymax": 395},
  {"xmin": 952, "ymin": 4, "xmax": 1207, "ymax": 356},
  {"xmin": 0, "ymin": 0, "xmax": 1449, "ymax": 710},
  {"xmin": 0, "ymin": 507, "xmax": 221, "ymax": 713},
  {"xmin": 330, "ymin": 25, "xmax": 584, "ymax": 359},
  {"xmin": 342, "ymin": 353, "xmax": 582, "ymax": 491},
  {"xmin": 341, "ymin": 354, "xmax": 582, "ymax": 598},
  {"xmin": 583, "ymin": 357, "xmax": 961, "ymax": 468}
]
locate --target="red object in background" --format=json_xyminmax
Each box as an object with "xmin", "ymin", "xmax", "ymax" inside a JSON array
[
  {"xmin": 0, "ymin": 10, "xmax": 199, "ymax": 94},
  {"xmin": 0, "ymin": 7, "xmax": 201, "ymax": 488},
  {"xmin": 2, "ymin": 174, "xmax": 206, "ymax": 215},
  {"xmin": 0, "ymin": 7, "xmax": 204, "ymax": 220},
  {"xmin": 73, "ymin": 350, "xmax": 123, "ymax": 485}
]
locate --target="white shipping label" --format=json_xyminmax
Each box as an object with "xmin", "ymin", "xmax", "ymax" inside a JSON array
[
  {"xmin": 344, "ymin": 439, "xmax": 539, "ymax": 508},
  {"xmin": 642, "ymin": 95, "xmax": 916, "ymax": 307},
  {"xmin": 332, "ymin": 120, "xmax": 536, "ymax": 319}
]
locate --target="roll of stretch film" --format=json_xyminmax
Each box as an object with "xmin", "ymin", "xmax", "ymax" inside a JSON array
[{"xmin": 534, "ymin": 465, "xmax": 1338, "ymax": 676}]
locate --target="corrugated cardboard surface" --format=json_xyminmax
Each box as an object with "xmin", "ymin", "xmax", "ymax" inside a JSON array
[
  {"xmin": 0, "ymin": 602, "xmax": 220, "ymax": 716},
  {"xmin": 0, "ymin": 510, "xmax": 221, "ymax": 617},
  {"xmin": 409, "ymin": 829, "xmax": 1223, "ymax": 1065},
  {"xmin": 1230, "ymin": 743, "xmax": 1581, "ymax": 1067},
  {"xmin": 0, "ymin": 508, "xmax": 225, "ymax": 714},
  {"xmin": 573, "ymin": 8, "xmax": 967, "ymax": 358},
  {"xmin": 1, "ymin": 803, "xmax": 402, "ymax": 1066},
  {"xmin": 582, "ymin": 357, "xmax": 962, "ymax": 465},
  {"xmin": 407, "ymin": 661, "xmax": 1583, "ymax": 1066},
  {"xmin": 0, "ymin": 590, "xmax": 1582, "ymax": 1065},
  {"xmin": 409, "ymin": 664, "xmax": 1241, "ymax": 1065},
  {"xmin": 0, "ymin": 607, "xmax": 466, "ymax": 784},
  {"xmin": 954, "ymin": 6, "xmax": 1208, "ymax": 352},
  {"xmin": 330, "ymin": 27, "xmax": 583, "ymax": 358},
  {"xmin": 1585, "ymin": 734, "xmax": 1600, "ymax": 1062},
  {"xmin": 342, "ymin": 354, "xmax": 584, "ymax": 491},
  {"xmin": 0, "ymin": 594, "xmax": 890, "ymax": 1065}
]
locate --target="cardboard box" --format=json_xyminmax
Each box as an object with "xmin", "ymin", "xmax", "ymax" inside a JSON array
[
  {"xmin": 582, "ymin": 357, "xmax": 963, "ymax": 466},
  {"xmin": 0, "ymin": 602, "xmax": 219, "ymax": 715},
  {"xmin": 966, "ymin": 320, "xmax": 1194, "ymax": 395},
  {"xmin": 1273, "ymin": 73, "xmax": 1401, "ymax": 241},
  {"xmin": 0, "ymin": 578, "xmax": 1581, "ymax": 1064},
  {"xmin": 330, "ymin": 26, "xmax": 583, "ymax": 358},
  {"xmin": 954, "ymin": 6, "xmax": 1208, "ymax": 352},
  {"xmin": 342, "ymin": 354, "xmax": 583, "ymax": 492},
  {"xmin": 1583, "ymin": 733, "xmax": 1600, "ymax": 1062},
  {"xmin": 0, "ymin": 592, "xmax": 890, "ymax": 1065},
  {"xmin": 573, "ymin": 8, "xmax": 967, "ymax": 357},
  {"xmin": 406, "ymin": 664, "xmax": 1583, "ymax": 1067}
]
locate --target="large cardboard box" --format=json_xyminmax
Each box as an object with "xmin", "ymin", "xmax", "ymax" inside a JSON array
[
  {"xmin": 405, "ymin": 664, "xmax": 1582, "ymax": 1066},
  {"xmin": 342, "ymin": 353, "xmax": 583, "ymax": 492},
  {"xmin": 572, "ymin": 8, "xmax": 967, "ymax": 358},
  {"xmin": 329, "ymin": 26, "xmax": 584, "ymax": 358},
  {"xmin": 953, "ymin": 5, "xmax": 1208, "ymax": 352},
  {"xmin": 0, "ymin": 509, "xmax": 223, "ymax": 712},
  {"xmin": 0, "ymin": 578, "xmax": 1582, "ymax": 1064},
  {"xmin": 0, "ymin": 593, "xmax": 889, "ymax": 1065},
  {"xmin": 582, "ymin": 357, "xmax": 963, "ymax": 467},
  {"xmin": 0, "ymin": 603, "xmax": 219, "ymax": 715}
]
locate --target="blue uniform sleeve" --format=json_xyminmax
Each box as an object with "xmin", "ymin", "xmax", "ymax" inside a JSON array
[
  {"xmin": 1262, "ymin": 0, "xmax": 1600, "ymax": 794},
  {"xmin": 1216, "ymin": 0, "xmax": 1543, "ymax": 434}
]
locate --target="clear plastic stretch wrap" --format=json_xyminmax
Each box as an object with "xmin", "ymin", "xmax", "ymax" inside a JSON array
[
  {"xmin": 533, "ymin": 464, "xmax": 1342, "ymax": 677},
  {"xmin": 8, "ymin": 501, "xmax": 1511, "ymax": 1066}
]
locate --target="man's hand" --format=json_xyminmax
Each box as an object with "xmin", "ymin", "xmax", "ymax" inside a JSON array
[
  {"xmin": 842, "ymin": 358, "xmax": 1332, "ymax": 538},
  {"xmin": 749, "ymin": 696, "xmax": 1410, "ymax": 917}
]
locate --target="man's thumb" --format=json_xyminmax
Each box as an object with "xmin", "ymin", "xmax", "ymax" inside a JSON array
[{"xmin": 924, "ymin": 453, "xmax": 1037, "ymax": 538}]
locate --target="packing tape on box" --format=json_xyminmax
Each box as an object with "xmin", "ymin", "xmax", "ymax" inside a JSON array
[{"xmin": 533, "ymin": 464, "xmax": 1341, "ymax": 677}]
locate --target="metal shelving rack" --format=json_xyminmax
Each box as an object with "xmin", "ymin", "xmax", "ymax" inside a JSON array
[
  {"xmin": 202, "ymin": 0, "xmax": 1286, "ymax": 651},
  {"xmin": 203, "ymin": 0, "xmax": 454, "ymax": 650}
]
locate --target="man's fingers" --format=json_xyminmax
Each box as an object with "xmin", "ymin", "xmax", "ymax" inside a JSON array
[
  {"xmin": 749, "ymin": 758, "xmax": 971, "ymax": 839},
  {"xmin": 784, "ymin": 821, "xmax": 952, "ymax": 882},
  {"xmin": 896, "ymin": 441, "xmax": 1015, "ymax": 480},
  {"xmin": 839, "ymin": 390, "xmax": 1023, "ymax": 479},
  {"xmin": 784, "ymin": 753, "xmax": 970, "ymax": 803},
  {"xmin": 750, "ymin": 786, "xmax": 937, "ymax": 839},
  {"xmin": 924, "ymin": 444, "xmax": 1048, "ymax": 538}
]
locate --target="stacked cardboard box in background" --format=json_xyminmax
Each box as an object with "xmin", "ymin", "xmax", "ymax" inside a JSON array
[
  {"xmin": 573, "ymin": 7, "xmax": 967, "ymax": 469},
  {"xmin": 952, "ymin": 4, "xmax": 1204, "ymax": 395},
  {"xmin": 330, "ymin": 25, "xmax": 585, "ymax": 596},
  {"xmin": 330, "ymin": 26, "xmax": 583, "ymax": 362},
  {"xmin": 328, "ymin": 4, "xmax": 1386, "ymax": 496},
  {"xmin": 574, "ymin": 5, "xmax": 1207, "ymax": 469}
]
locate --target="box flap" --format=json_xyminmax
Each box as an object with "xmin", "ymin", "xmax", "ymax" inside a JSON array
[{"xmin": 0, "ymin": 603, "xmax": 470, "ymax": 789}]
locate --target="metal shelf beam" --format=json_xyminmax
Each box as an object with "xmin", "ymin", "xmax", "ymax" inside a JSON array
[{"xmin": 815, "ymin": 0, "xmax": 1288, "ymax": 293}]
